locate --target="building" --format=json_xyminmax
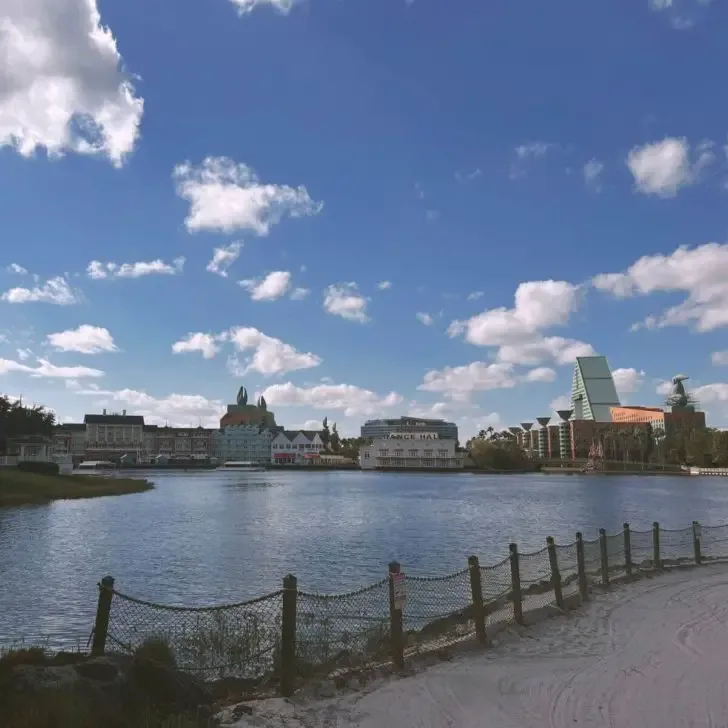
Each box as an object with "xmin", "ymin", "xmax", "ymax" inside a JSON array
[
  {"xmin": 359, "ymin": 432, "xmax": 464, "ymax": 470},
  {"xmin": 152, "ymin": 426, "xmax": 214, "ymax": 460},
  {"xmin": 212, "ymin": 425, "xmax": 276, "ymax": 464},
  {"xmin": 52, "ymin": 423, "xmax": 86, "ymax": 461},
  {"xmin": 571, "ymin": 356, "xmax": 621, "ymax": 421},
  {"xmin": 271, "ymin": 430, "xmax": 325, "ymax": 465},
  {"xmin": 220, "ymin": 387, "xmax": 277, "ymax": 429},
  {"xmin": 83, "ymin": 411, "xmax": 145, "ymax": 462},
  {"xmin": 361, "ymin": 416, "xmax": 458, "ymax": 442}
]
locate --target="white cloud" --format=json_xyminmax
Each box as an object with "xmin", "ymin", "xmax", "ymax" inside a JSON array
[
  {"xmin": 511, "ymin": 142, "xmax": 554, "ymax": 178},
  {"xmin": 649, "ymin": 0, "xmax": 714, "ymax": 29},
  {"xmin": 6, "ymin": 264, "xmax": 27, "ymax": 275},
  {"xmin": 626, "ymin": 138, "xmax": 714, "ymax": 197},
  {"xmin": 0, "ymin": 357, "xmax": 103, "ymax": 379},
  {"xmin": 549, "ymin": 395, "xmax": 572, "ymax": 415},
  {"xmin": 1, "ymin": 276, "xmax": 78, "ymax": 304},
  {"xmin": 467, "ymin": 291, "xmax": 484, "ymax": 301},
  {"xmin": 0, "ymin": 0, "xmax": 143, "ymax": 166},
  {"xmin": 592, "ymin": 243, "xmax": 728, "ymax": 332},
  {"xmin": 455, "ymin": 168, "xmax": 482, "ymax": 182},
  {"xmin": 524, "ymin": 367, "xmax": 557, "ymax": 383},
  {"xmin": 694, "ymin": 383, "xmax": 728, "ymax": 405},
  {"xmin": 449, "ymin": 280, "xmax": 593, "ymax": 365},
  {"xmin": 712, "ymin": 351, "xmax": 728, "ymax": 366},
  {"xmin": 377, "ymin": 280, "xmax": 392, "ymax": 290},
  {"xmin": 172, "ymin": 332, "xmax": 224, "ymax": 360},
  {"xmin": 416, "ymin": 312, "xmax": 434, "ymax": 326},
  {"xmin": 261, "ymin": 381, "xmax": 402, "ymax": 417},
  {"xmin": 69, "ymin": 384, "xmax": 226, "ymax": 427},
  {"xmin": 229, "ymin": 0, "xmax": 298, "ymax": 14},
  {"xmin": 228, "ymin": 326, "xmax": 321, "ymax": 376},
  {"xmin": 87, "ymin": 257, "xmax": 185, "ymax": 280},
  {"xmin": 419, "ymin": 361, "xmax": 516, "ymax": 401},
  {"xmin": 583, "ymin": 159, "xmax": 604, "ymax": 191},
  {"xmin": 612, "ymin": 367, "xmax": 645, "ymax": 397},
  {"xmin": 239, "ymin": 271, "xmax": 291, "ymax": 301},
  {"xmin": 290, "ymin": 287, "xmax": 310, "ymax": 300},
  {"xmin": 323, "ymin": 282, "xmax": 370, "ymax": 323},
  {"xmin": 656, "ymin": 379, "xmax": 674, "ymax": 397},
  {"xmin": 47, "ymin": 325, "xmax": 117, "ymax": 354},
  {"xmin": 206, "ymin": 242, "xmax": 242, "ymax": 277},
  {"xmin": 173, "ymin": 157, "xmax": 322, "ymax": 235},
  {"xmin": 291, "ymin": 419, "xmax": 323, "ymax": 431},
  {"xmin": 16, "ymin": 348, "xmax": 32, "ymax": 361}
]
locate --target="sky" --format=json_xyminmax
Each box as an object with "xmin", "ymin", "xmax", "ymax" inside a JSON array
[{"xmin": 1, "ymin": 0, "xmax": 728, "ymax": 440}]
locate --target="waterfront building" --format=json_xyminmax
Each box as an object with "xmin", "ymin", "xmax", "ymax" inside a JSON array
[
  {"xmin": 571, "ymin": 356, "xmax": 621, "ymax": 421},
  {"xmin": 52, "ymin": 423, "xmax": 86, "ymax": 460},
  {"xmin": 220, "ymin": 387, "xmax": 277, "ymax": 428},
  {"xmin": 359, "ymin": 432, "xmax": 463, "ymax": 470},
  {"xmin": 83, "ymin": 411, "xmax": 145, "ymax": 462},
  {"xmin": 271, "ymin": 430, "xmax": 325, "ymax": 465},
  {"xmin": 212, "ymin": 425, "xmax": 275, "ymax": 464},
  {"xmin": 361, "ymin": 416, "xmax": 458, "ymax": 442},
  {"xmin": 151, "ymin": 426, "xmax": 215, "ymax": 460}
]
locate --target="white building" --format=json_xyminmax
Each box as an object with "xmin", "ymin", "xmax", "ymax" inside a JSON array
[
  {"xmin": 212, "ymin": 425, "xmax": 276, "ymax": 464},
  {"xmin": 359, "ymin": 432, "xmax": 463, "ymax": 470},
  {"xmin": 271, "ymin": 430, "xmax": 325, "ymax": 465}
]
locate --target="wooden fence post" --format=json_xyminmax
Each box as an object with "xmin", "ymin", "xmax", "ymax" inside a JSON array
[
  {"xmin": 468, "ymin": 556, "xmax": 487, "ymax": 644},
  {"xmin": 91, "ymin": 575, "xmax": 114, "ymax": 657},
  {"xmin": 280, "ymin": 574, "xmax": 297, "ymax": 698},
  {"xmin": 623, "ymin": 523, "xmax": 633, "ymax": 577},
  {"xmin": 599, "ymin": 528, "xmax": 609, "ymax": 585},
  {"xmin": 509, "ymin": 544, "xmax": 524, "ymax": 625},
  {"xmin": 546, "ymin": 537, "xmax": 564, "ymax": 609},
  {"xmin": 653, "ymin": 521, "xmax": 661, "ymax": 570},
  {"xmin": 692, "ymin": 521, "xmax": 702, "ymax": 565},
  {"xmin": 575, "ymin": 532, "xmax": 588, "ymax": 601},
  {"xmin": 388, "ymin": 562, "xmax": 405, "ymax": 670}
]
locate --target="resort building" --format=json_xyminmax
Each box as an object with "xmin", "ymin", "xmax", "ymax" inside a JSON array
[
  {"xmin": 361, "ymin": 416, "xmax": 458, "ymax": 442},
  {"xmin": 82, "ymin": 411, "xmax": 145, "ymax": 462},
  {"xmin": 212, "ymin": 425, "xmax": 276, "ymax": 465},
  {"xmin": 220, "ymin": 387, "xmax": 277, "ymax": 429},
  {"xmin": 52, "ymin": 423, "xmax": 86, "ymax": 460},
  {"xmin": 359, "ymin": 432, "xmax": 464, "ymax": 470},
  {"xmin": 571, "ymin": 356, "xmax": 621, "ymax": 421},
  {"xmin": 150, "ymin": 426, "xmax": 215, "ymax": 460},
  {"xmin": 271, "ymin": 430, "xmax": 325, "ymax": 465}
]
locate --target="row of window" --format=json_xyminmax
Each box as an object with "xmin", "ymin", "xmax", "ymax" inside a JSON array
[
  {"xmin": 377, "ymin": 448, "xmax": 450, "ymax": 457},
  {"xmin": 377, "ymin": 458, "xmax": 456, "ymax": 467},
  {"xmin": 273, "ymin": 443, "xmax": 321, "ymax": 450}
]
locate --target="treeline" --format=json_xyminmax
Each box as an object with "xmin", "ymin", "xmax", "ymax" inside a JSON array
[
  {"xmin": 319, "ymin": 417, "xmax": 371, "ymax": 459},
  {"xmin": 0, "ymin": 395, "xmax": 55, "ymax": 454},
  {"xmin": 466, "ymin": 427, "xmax": 535, "ymax": 470}
]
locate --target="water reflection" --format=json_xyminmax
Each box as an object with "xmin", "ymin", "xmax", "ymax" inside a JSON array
[{"xmin": 1, "ymin": 470, "xmax": 727, "ymax": 648}]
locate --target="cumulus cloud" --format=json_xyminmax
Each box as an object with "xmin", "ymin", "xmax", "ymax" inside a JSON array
[
  {"xmin": 1, "ymin": 276, "xmax": 78, "ymax": 304},
  {"xmin": 173, "ymin": 157, "xmax": 322, "ymax": 235},
  {"xmin": 206, "ymin": 242, "xmax": 242, "ymax": 277},
  {"xmin": 239, "ymin": 271, "xmax": 291, "ymax": 301},
  {"xmin": 229, "ymin": 0, "xmax": 298, "ymax": 14},
  {"xmin": 416, "ymin": 312, "xmax": 434, "ymax": 326},
  {"xmin": 419, "ymin": 361, "xmax": 517, "ymax": 401},
  {"xmin": 0, "ymin": 0, "xmax": 143, "ymax": 166},
  {"xmin": 449, "ymin": 280, "xmax": 594, "ymax": 365},
  {"xmin": 290, "ymin": 287, "xmax": 310, "ymax": 300},
  {"xmin": 172, "ymin": 333, "xmax": 224, "ymax": 360},
  {"xmin": 6, "ymin": 263, "xmax": 27, "ymax": 274},
  {"xmin": 524, "ymin": 367, "xmax": 557, "ymax": 383},
  {"xmin": 583, "ymin": 159, "xmax": 604, "ymax": 191},
  {"xmin": 712, "ymin": 351, "xmax": 728, "ymax": 366},
  {"xmin": 0, "ymin": 357, "xmax": 103, "ymax": 379},
  {"xmin": 47, "ymin": 325, "xmax": 117, "ymax": 354},
  {"xmin": 612, "ymin": 367, "xmax": 645, "ymax": 397},
  {"xmin": 626, "ymin": 138, "xmax": 714, "ymax": 197},
  {"xmin": 510, "ymin": 142, "xmax": 555, "ymax": 178},
  {"xmin": 377, "ymin": 281, "xmax": 392, "ymax": 290},
  {"xmin": 323, "ymin": 283, "xmax": 370, "ymax": 323},
  {"xmin": 87, "ymin": 257, "xmax": 185, "ymax": 280},
  {"xmin": 261, "ymin": 381, "xmax": 402, "ymax": 417},
  {"xmin": 592, "ymin": 243, "xmax": 728, "ymax": 332},
  {"xmin": 228, "ymin": 327, "xmax": 321, "ymax": 376}
]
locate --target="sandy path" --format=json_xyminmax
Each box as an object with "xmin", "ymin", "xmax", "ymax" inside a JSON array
[{"xmin": 228, "ymin": 564, "xmax": 728, "ymax": 727}]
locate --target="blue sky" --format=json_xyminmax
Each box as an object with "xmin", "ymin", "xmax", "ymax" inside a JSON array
[{"xmin": 1, "ymin": 0, "xmax": 728, "ymax": 439}]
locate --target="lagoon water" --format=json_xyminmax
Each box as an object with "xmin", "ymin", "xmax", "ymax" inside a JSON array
[{"xmin": 1, "ymin": 469, "xmax": 727, "ymax": 647}]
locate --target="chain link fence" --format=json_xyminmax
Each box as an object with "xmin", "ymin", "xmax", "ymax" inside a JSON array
[{"xmin": 93, "ymin": 518, "xmax": 722, "ymax": 695}]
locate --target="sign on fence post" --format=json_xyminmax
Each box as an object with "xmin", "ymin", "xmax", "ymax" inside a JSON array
[{"xmin": 392, "ymin": 571, "xmax": 406, "ymax": 610}]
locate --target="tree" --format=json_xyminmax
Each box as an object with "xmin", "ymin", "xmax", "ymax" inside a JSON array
[
  {"xmin": 0, "ymin": 395, "xmax": 55, "ymax": 454},
  {"xmin": 320, "ymin": 417, "xmax": 330, "ymax": 449},
  {"xmin": 466, "ymin": 428, "xmax": 531, "ymax": 470},
  {"xmin": 330, "ymin": 422, "xmax": 341, "ymax": 452}
]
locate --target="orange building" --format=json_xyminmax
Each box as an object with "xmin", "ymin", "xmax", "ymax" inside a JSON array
[{"xmin": 610, "ymin": 405, "xmax": 706, "ymax": 430}]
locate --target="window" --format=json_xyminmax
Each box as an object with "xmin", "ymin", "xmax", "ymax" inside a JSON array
[
  {"xmin": 363, "ymin": 451, "xmax": 370, "ymax": 459},
  {"xmin": 423, "ymin": 459, "xmax": 434, "ymax": 467},
  {"xmin": 408, "ymin": 449, "xmax": 418, "ymax": 457},
  {"xmin": 438, "ymin": 449, "xmax": 448, "ymax": 457},
  {"xmin": 394, "ymin": 448, "xmax": 404, "ymax": 456},
  {"xmin": 424, "ymin": 449, "xmax": 433, "ymax": 457},
  {"xmin": 379, "ymin": 449, "xmax": 389, "ymax": 457}
]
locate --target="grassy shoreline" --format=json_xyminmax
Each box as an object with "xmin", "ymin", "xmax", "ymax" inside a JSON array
[{"xmin": 0, "ymin": 469, "xmax": 154, "ymax": 507}]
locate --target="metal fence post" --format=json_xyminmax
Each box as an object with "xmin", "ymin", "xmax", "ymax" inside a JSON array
[
  {"xmin": 509, "ymin": 543, "xmax": 524, "ymax": 625},
  {"xmin": 468, "ymin": 556, "xmax": 487, "ymax": 644},
  {"xmin": 575, "ymin": 532, "xmax": 588, "ymax": 601},
  {"xmin": 653, "ymin": 521, "xmax": 661, "ymax": 570},
  {"xmin": 280, "ymin": 574, "xmax": 297, "ymax": 698},
  {"xmin": 623, "ymin": 523, "xmax": 633, "ymax": 577},
  {"xmin": 692, "ymin": 521, "xmax": 702, "ymax": 565},
  {"xmin": 546, "ymin": 537, "xmax": 564, "ymax": 609},
  {"xmin": 91, "ymin": 575, "xmax": 114, "ymax": 657},
  {"xmin": 599, "ymin": 528, "xmax": 609, "ymax": 585},
  {"xmin": 388, "ymin": 562, "xmax": 405, "ymax": 670}
]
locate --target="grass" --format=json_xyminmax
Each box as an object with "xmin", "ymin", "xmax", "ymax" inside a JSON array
[{"xmin": 0, "ymin": 469, "xmax": 154, "ymax": 507}]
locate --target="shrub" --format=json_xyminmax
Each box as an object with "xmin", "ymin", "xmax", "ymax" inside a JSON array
[
  {"xmin": 17, "ymin": 461, "xmax": 60, "ymax": 476},
  {"xmin": 135, "ymin": 638, "xmax": 177, "ymax": 669}
]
